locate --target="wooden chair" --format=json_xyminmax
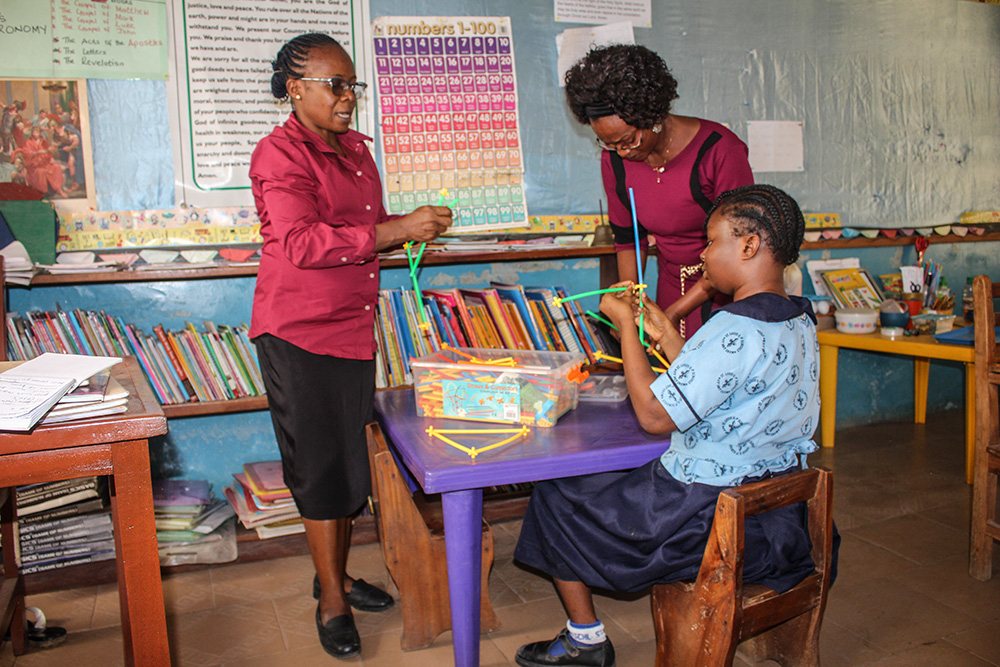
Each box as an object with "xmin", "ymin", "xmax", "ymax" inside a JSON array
[
  {"xmin": 970, "ymin": 274, "xmax": 1000, "ymax": 581},
  {"xmin": 364, "ymin": 422, "xmax": 500, "ymax": 650},
  {"xmin": 651, "ymin": 467, "xmax": 834, "ymax": 667}
]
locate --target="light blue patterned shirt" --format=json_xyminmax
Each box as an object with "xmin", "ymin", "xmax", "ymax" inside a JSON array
[{"xmin": 651, "ymin": 294, "xmax": 820, "ymax": 487}]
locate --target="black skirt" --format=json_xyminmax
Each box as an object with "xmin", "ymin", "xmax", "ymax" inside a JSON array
[
  {"xmin": 254, "ymin": 334, "xmax": 375, "ymax": 520},
  {"xmin": 514, "ymin": 459, "xmax": 825, "ymax": 594}
]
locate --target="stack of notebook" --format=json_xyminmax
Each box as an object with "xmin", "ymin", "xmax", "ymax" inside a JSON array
[
  {"xmin": 15, "ymin": 477, "xmax": 114, "ymax": 574},
  {"xmin": 225, "ymin": 461, "xmax": 303, "ymax": 539},
  {"xmin": 152, "ymin": 479, "xmax": 237, "ymax": 565}
]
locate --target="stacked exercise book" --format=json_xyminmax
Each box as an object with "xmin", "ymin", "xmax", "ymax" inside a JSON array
[
  {"xmin": 15, "ymin": 477, "xmax": 114, "ymax": 575},
  {"xmin": 153, "ymin": 479, "xmax": 237, "ymax": 566},
  {"xmin": 225, "ymin": 461, "xmax": 303, "ymax": 539}
]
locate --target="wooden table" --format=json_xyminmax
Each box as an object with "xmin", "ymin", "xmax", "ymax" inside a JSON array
[
  {"xmin": 375, "ymin": 388, "xmax": 669, "ymax": 667},
  {"xmin": 817, "ymin": 328, "xmax": 975, "ymax": 482},
  {"xmin": 0, "ymin": 357, "xmax": 169, "ymax": 665}
]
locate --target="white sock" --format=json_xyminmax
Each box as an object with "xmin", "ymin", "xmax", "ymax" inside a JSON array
[{"xmin": 566, "ymin": 619, "xmax": 606, "ymax": 646}]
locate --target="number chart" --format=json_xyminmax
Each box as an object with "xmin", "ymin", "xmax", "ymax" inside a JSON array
[{"xmin": 371, "ymin": 17, "xmax": 528, "ymax": 232}]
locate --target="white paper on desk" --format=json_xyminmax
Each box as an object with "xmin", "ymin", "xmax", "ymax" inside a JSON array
[
  {"xmin": 805, "ymin": 258, "xmax": 859, "ymax": 298},
  {"xmin": 555, "ymin": 22, "xmax": 634, "ymax": 87},
  {"xmin": 0, "ymin": 375, "xmax": 75, "ymax": 430},
  {"xmin": 2, "ymin": 353, "xmax": 122, "ymax": 391}
]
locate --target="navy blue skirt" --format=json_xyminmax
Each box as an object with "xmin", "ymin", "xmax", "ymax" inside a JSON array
[{"xmin": 514, "ymin": 459, "xmax": 826, "ymax": 594}]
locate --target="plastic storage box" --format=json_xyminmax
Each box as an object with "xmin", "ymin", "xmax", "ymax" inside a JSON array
[{"xmin": 411, "ymin": 347, "xmax": 587, "ymax": 427}]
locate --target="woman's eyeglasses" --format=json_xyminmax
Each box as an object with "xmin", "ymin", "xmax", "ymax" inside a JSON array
[
  {"xmin": 595, "ymin": 131, "xmax": 642, "ymax": 152},
  {"xmin": 297, "ymin": 77, "xmax": 368, "ymax": 98}
]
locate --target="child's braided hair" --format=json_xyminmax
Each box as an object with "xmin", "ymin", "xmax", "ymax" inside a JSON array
[
  {"xmin": 269, "ymin": 33, "xmax": 342, "ymax": 99},
  {"xmin": 707, "ymin": 184, "xmax": 805, "ymax": 266}
]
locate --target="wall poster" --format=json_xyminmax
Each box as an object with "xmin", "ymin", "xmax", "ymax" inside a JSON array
[
  {"xmin": 370, "ymin": 16, "xmax": 528, "ymax": 232},
  {"xmin": 0, "ymin": 0, "xmax": 168, "ymax": 80},
  {"xmin": 1, "ymin": 78, "xmax": 95, "ymax": 211},
  {"xmin": 167, "ymin": 0, "xmax": 372, "ymax": 207}
]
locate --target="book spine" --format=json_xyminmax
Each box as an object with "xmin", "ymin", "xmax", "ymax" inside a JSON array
[
  {"xmin": 16, "ymin": 477, "xmax": 94, "ymax": 502},
  {"xmin": 154, "ymin": 325, "xmax": 197, "ymax": 400},
  {"xmin": 20, "ymin": 540, "xmax": 116, "ymax": 564},
  {"xmin": 21, "ymin": 526, "xmax": 114, "ymax": 550},
  {"xmin": 232, "ymin": 326, "xmax": 266, "ymax": 394},
  {"xmin": 19, "ymin": 513, "xmax": 112, "ymax": 538},
  {"xmin": 137, "ymin": 329, "xmax": 184, "ymax": 404},
  {"xmin": 64, "ymin": 310, "xmax": 95, "ymax": 355},
  {"xmin": 18, "ymin": 489, "xmax": 102, "ymax": 516},
  {"xmin": 200, "ymin": 330, "xmax": 237, "ymax": 399},
  {"xmin": 19, "ymin": 550, "xmax": 115, "ymax": 575},
  {"xmin": 220, "ymin": 327, "xmax": 260, "ymax": 395},
  {"xmin": 74, "ymin": 309, "xmax": 105, "ymax": 355},
  {"xmin": 206, "ymin": 327, "xmax": 246, "ymax": 397},
  {"xmin": 96, "ymin": 311, "xmax": 129, "ymax": 356},
  {"xmin": 119, "ymin": 319, "xmax": 170, "ymax": 404},
  {"xmin": 169, "ymin": 331, "xmax": 210, "ymax": 402},
  {"xmin": 17, "ymin": 499, "xmax": 107, "ymax": 526},
  {"xmin": 185, "ymin": 324, "xmax": 229, "ymax": 400},
  {"xmin": 17, "ymin": 479, "xmax": 98, "ymax": 507},
  {"xmin": 179, "ymin": 329, "xmax": 221, "ymax": 401}
]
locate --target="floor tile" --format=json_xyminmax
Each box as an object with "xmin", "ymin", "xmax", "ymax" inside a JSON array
[{"xmin": 8, "ymin": 408, "xmax": 1000, "ymax": 666}]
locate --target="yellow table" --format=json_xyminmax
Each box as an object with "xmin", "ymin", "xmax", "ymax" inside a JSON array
[{"xmin": 817, "ymin": 328, "xmax": 975, "ymax": 483}]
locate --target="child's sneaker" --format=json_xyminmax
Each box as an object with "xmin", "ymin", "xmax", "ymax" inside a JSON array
[{"xmin": 515, "ymin": 629, "xmax": 615, "ymax": 667}]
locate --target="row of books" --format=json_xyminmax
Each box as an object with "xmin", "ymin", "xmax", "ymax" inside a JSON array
[
  {"xmin": 13, "ymin": 477, "xmax": 116, "ymax": 575},
  {"xmin": 376, "ymin": 283, "xmax": 610, "ymax": 387},
  {"xmin": 4, "ymin": 309, "xmax": 265, "ymax": 405},
  {"xmin": 225, "ymin": 460, "xmax": 304, "ymax": 539},
  {"xmin": 152, "ymin": 479, "xmax": 238, "ymax": 566}
]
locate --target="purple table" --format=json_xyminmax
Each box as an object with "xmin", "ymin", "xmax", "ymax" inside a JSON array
[{"xmin": 374, "ymin": 389, "xmax": 670, "ymax": 667}]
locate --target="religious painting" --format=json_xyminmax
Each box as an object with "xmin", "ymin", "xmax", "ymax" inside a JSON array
[{"xmin": 0, "ymin": 79, "xmax": 95, "ymax": 209}]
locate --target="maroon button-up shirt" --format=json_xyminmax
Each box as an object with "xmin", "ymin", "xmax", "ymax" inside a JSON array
[{"xmin": 249, "ymin": 113, "xmax": 391, "ymax": 359}]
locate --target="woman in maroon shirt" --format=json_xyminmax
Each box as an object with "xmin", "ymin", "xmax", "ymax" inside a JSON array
[
  {"xmin": 565, "ymin": 45, "xmax": 754, "ymax": 338},
  {"xmin": 249, "ymin": 33, "xmax": 452, "ymax": 659}
]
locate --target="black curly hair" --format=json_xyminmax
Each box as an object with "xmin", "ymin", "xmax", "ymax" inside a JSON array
[
  {"xmin": 269, "ymin": 33, "xmax": 343, "ymax": 99},
  {"xmin": 564, "ymin": 44, "xmax": 679, "ymax": 129},
  {"xmin": 707, "ymin": 185, "xmax": 806, "ymax": 266}
]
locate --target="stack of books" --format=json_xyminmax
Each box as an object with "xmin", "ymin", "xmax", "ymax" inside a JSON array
[
  {"xmin": 0, "ymin": 353, "xmax": 122, "ymax": 431},
  {"xmin": 225, "ymin": 461, "xmax": 303, "ymax": 539},
  {"xmin": 16, "ymin": 477, "xmax": 115, "ymax": 574},
  {"xmin": 376, "ymin": 282, "xmax": 609, "ymax": 388},
  {"xmin": 3, "ymin": 309, "xmax": 265, "ymax": 406},
  {"xmin": 38, "ymin": 370, "xmax": 130, "ymax": 426},
  {"xmin": 152, "ymin": 479, "xmax": 237, "ymax": 565}
]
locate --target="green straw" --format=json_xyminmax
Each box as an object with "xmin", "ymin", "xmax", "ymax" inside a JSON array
[
  {"xmin": 586, "ymin": 310, "xmax": 618, "ymax": 331},
  {"xmin": 556, "ymin": 286, "xmax": 629, "ymax": 304}
]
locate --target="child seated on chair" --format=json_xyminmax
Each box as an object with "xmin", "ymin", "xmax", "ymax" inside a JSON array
[{"xmin": 513, "ymin": 184, "xmax": 839, "ymax": 667}]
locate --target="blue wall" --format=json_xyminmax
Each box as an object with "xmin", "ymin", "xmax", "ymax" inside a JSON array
[{"xmin": 9, "ymin": 0, "xmax": 1000, "ymax": 492}]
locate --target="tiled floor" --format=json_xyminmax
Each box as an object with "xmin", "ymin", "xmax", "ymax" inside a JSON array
[{"xmin": 3, "ymin": 408, "xmax": 999, "ymax": 666}]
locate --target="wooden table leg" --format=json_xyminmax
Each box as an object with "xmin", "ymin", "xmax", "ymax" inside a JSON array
[
  {"xmin": 819, "ymin": 343, "xmax": 838, "ymax": 448},
  {"xmin": 109, "ymin": 439, "xmax": 169, "ymax": 667},
  {"xmin": 1, "ymin": 487, "xmax": 25, "ymax": 656},
  {"xmin": 442, "ymin": 488, "xmax": 484, "ymax": 667},
  {"xmin": 965, "ymin": 362, "xmax": 976, "ymax": 485},
  {"xmin": 914, "ymin": 357, "xmax": 930, "ymax": 424}
]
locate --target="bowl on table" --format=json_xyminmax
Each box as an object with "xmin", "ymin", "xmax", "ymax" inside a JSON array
[
  {"xmin": 879, "ymin": 310, "xmax": 910, "ymax": 330},
  {"xmin": 834, "ymin": 308, "xmax": 878, "ymax": 334}
]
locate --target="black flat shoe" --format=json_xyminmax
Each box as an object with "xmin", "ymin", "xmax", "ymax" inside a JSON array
[
  {"xmin": 313, "ymin": 575, "xmax": 395, "ymax": 612},
  {"xmin": 515, "ymin": 629, "xmax": 615, "ymax": 667},
  {"xmin": 315, "ymin": 607, "xmax": 361, "ymax": 659}
]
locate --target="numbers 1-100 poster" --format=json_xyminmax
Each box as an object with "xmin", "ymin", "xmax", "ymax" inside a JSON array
[{"xmin": 370, "ymin": 17, "xmax": 528, "ymax": 232}]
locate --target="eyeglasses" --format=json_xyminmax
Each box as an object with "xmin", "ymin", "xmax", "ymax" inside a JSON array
[
  {"xmin": 595, "ymin": 130, "xmax": 643, "ymax": 152},
  {"xmin": 297, "ymin": 77, "xmax": 368, "ymax": 98}
]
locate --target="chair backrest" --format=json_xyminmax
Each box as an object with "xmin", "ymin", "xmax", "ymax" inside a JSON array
[
  {"xmin": 706, "ymin": 467, "xmax": 834, "ymax": 603},
  {"xmin": 973, "ymin": 275, "xmax": 1000, "ymax": 378}
]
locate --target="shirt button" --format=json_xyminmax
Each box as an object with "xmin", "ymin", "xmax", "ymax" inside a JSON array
[
  {"xmin": 365, "ymin": 204, "xmax": 371, "ymax": 210},
  {"xmin": 369, "ymin": 273, "xmax": 375, "ymax": 279},
  {"xmin": 365, "ymin": 304, "xmax": 371, "ymax": 311},
  {"xmin": 356, "ymin": 170, "xmax": 363, "ymax": 177},
  {"xmin": 341, "ymin": 256, "xmax": 348, "ymax": 262}
]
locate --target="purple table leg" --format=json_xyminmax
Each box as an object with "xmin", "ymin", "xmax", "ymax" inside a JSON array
[{"xmin": 442, "ymin": 488, "xmax": 484, "ymax": 667}]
